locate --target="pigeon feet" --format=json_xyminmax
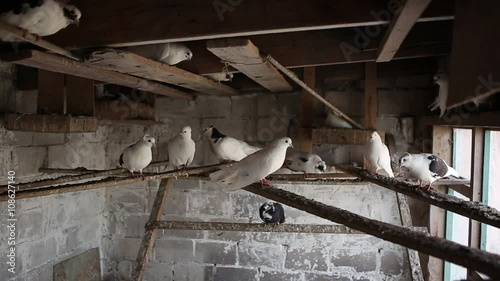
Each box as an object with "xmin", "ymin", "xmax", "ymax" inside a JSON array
[
  {"xmin": 260, "ymin": 178, "xmax": 271, "ymax": 186},
  {"xmin": 417, "ymin": 182, "xmax": 434, "ymax": 191}
]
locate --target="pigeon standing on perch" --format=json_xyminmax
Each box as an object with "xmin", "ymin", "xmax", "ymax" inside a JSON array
[
  {"xmin": 428, "ymin": 70, "xmax": 448, "ymax": 118},
  {"xmin": 209, "ymin": 137, "xmax": 293, "ymax": 191},
  {"xmin": 119, "ymin": 134, "xmax": 155, "ymax": 177},
  {"xmin": 284, "ymin": 151, "xmax": 327, "ymax": 175},
  {"xmin": 259, "ymin": 202, "xmax": 285, "ymax": 225},
  {"xmin": 127, "ymin": 42, "xmax": 193, "ymax": 65},
  {"xmin": 399, "ymin": 152, "xmax": 462, "ymax": 190},
  {"xmin": 0, "ymin": 0, "xmax": 81, "ymax": 42},
  {"xmin": 165, "ymin": 126, "xmax": 196, "ymax": 171},
  {"xmin": 363, "ymin": 131, "xmax": 394, "ymax": 177},
  {"xmin": 202, "ymin": 125, "xmax": 261, "ymax": 162},
  {"xmin": 325, "ymin": 111, "xmax": 353, "ymax": 129}
]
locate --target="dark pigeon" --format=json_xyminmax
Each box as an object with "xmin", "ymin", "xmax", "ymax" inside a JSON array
[{"xmin": 259, "ymin": 202, "xmax": 285, "ymax": 225}]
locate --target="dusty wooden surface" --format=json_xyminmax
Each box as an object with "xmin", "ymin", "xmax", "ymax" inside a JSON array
[
  {"xmin": 312, "ymin": 128, "xmax": 384, "ymax": 145},
  {"xmin": 5, "ymin": 114, "xmax": 98, "ymax": 133}
]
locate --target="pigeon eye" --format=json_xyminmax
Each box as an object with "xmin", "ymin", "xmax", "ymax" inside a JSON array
[
  {"xmin": 148, "ymin": 140, "xmax": 151, "ymax": 142},
  {"xmin": 285, "ymin": 140, "xmax": 288, "ymax": 143}
]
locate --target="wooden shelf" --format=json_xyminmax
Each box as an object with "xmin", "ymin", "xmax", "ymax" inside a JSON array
[{"xmin": 311, "ymin": 128, "xmax": 385, "ymax": 145}]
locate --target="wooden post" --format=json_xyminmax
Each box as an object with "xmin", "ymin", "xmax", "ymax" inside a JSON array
[
  {"xmin": 364, "ymin": 62, "xmax": 377, "ymax": 129},
  {"xmin": 300, "ymin": 67, "xmax": 315, "ymax": 152},
  {"xmin": 66, "ymin": 75, "xmax": 95, "ymax": 116},
  {"xmin": 37, "ymin": 70, "xmax": 65, "ymax": 114},
  {"xmin": 131, "ymin": 179, "xmax": 173, "ymax": 281},
  {"xmin": 468, "ymin": 128, "xmax": 485, "ymax": 279}
]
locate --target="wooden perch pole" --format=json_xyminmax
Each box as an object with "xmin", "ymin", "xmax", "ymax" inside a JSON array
[
  {"xmin": 148, "ymin": 221, "xmax": 362, "ymax": 234},
  {"xmin": 243, "ymin": 184, "xmax": 500, "ymax": 278},
  {"xmin": 265, "ymin": 54, "xmax": 364, "ymax": 129},
  {"xmin": 335, "ymin": 165, "xmax": 500, "ymax": 228},
  {"xmin": 0, "ymin": 21, "xmax": 80, "ymax": 61}
]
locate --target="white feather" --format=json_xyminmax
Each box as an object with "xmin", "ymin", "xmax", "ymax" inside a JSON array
[
  {"xmin": 203, "ymin": 126, "xmax": 261, "ymax": 162},
  {"xmin": 126, "ymin": 43, "xmax": 193, "ymax": 65},
  {"xmin": 364, "ymin": 132, "xmax": 394, "ymax": 177},
  {"xmin": 166, "ymin": 126, "xmax": 196, "ymax": 170},
  {"xmin": 429, "ymin": 71, "xmax": 448, "ymax": 118},
  {"xmin": 325, "ymin": 111, "xmax": 353, "ymax": 128},
  {"xmin": 399, "ymin": 153, "xmax": 462, "ymax": 185},
  {"xmin": 120, "ymin": 135, "xmax": 155, "ymax": 174},
  {"xmin": 285, "ymin": 151, "xmax": 326, "ymax": 174}
]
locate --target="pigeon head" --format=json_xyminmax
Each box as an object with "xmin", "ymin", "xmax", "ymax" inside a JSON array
[
  {"xmin": 179, "ymin": 126, "xmax": 192, "ymax": 137},
  {"xmin": 202, "ymin": 125, "xmax": 225, "ymax": 140},
  {"xmin": 143, "ymin": 134, "xmax": 156, "ymax": 147},
  {"xmin": 273, "ymin": 137, "xmax": 293, "ymax": 148},
  {"xmin": 433, "ymin": 71, "xmax": 448, "ymax": 86},
  {"xmin": 201, "ymin": 126, "xmax": 213, "ymax": 139},
  {"xmin": 262, "ymin": 202, "xmax": 273, "ymax": 212},
  {"xmin": 369, "ymin": 131, "xmax": 382, "ymax": 142},
  {"xmin": 316, "ymin": 161, "xmax": 327, "ymax": 173},
  {"xmin": 63, "ymin": 5, "xmax": 82, "ymax": 26},
  {"xmin": 185, "ymin": 50, "xmax": 193, "ymax": 61},
  {"xmin": 399, "ymin": 152, "xmax": 412, "ymax": 170}
]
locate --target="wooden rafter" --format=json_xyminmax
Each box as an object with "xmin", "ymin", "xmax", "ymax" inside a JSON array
[
  {"xmin": 376, "ymin": 0, "xmax": 433, "ymax": 62},
  {"xmin": 206, "ymin": 39, "xmax": 292, "ymax": 92},
  {"xmin": 85, "ymin": 49, "xmax": 238, "ymax": 96},
  {"xmin": 0, "ymin": 50, "xmax": 194, "ymax": 100}
]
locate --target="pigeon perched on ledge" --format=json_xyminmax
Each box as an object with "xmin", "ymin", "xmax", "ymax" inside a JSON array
[
  {"xmin": 259, "ymin": 202, "xmax": 285, "ymax": 225},
  {"xmin": 126, "ymin": 42, "xmax": 193, "ymax": 65},
  {"xmin": 364, "ymin": 131, "xmax": 394, "ymax": 178},
  {"xmin": 202, "ymin": 125, "xmax": 261, "ymax": 162},
  {"xmin": 325, "ymin": 111, "xmax": 353, "ymax": 129},
  {"xmin": 165, "ymin": 126, "xmax": 196, "ymax": 171},
  {"xmin": 0, "ymin": 0, "xmax": 81, "ymax": 42},
  {"xmin": 119, "ymin": 134, "xmax": 155, "ymax": 177},
  {"xmin": 284, "ymin": 151, "xmax": 326, "ymax": 175}
]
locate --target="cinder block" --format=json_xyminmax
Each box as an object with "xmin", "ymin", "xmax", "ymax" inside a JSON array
[
  {"xmin": 260, "ymin": 270, "xmax": 304, "ymax": 281},
  {"xmin": 27, "ymin": 236, "xmax": 57, "ymax": 269},
  {"xmin": 159, "ymin": 229, "xmax": 205, "ymax": 240},
  {"xmin": 117, "ymin": 260, "xmax": 132, "ymax": 281},
  {"xmin": 47, "ymin": 142, "xmax": 106, "ymax": 169},
  {"xmin": 108, "ymin": 185, "xmax": 147, "ymax": 213},
  {"xmin": 257, "ymin": 94, "xmax": 276, "ymax": 117},
  {"xmin": 214, "ymin": 267, "xmax": 258, "ymax": 281},
  {"xmin": 285, "ymin": 247, "xmax": 329, "ymax": 272},
  {"xmin": 15, "ymin": 90, "xmax": 37, "ymax": 114},
  {"xmin": 330, "ymin": 252, "xmax": 377, "ymax": 272},
  {"xmin": 194, "ymin": 241, "xmax": 236, "ymax": 265},
  {"xmin": 172, "ymin": 263, "xmax": 214, "ymax": 281},
  {"xmin": 304, "ymin": 273, "xmax": 351, "ymax": 281},
  {"xmin": 113, "ymin": 238, "xmax": 141, "ymax": 261},
  {"xmin": 187, "ymin": 190, "xmax": 231, "ymax": 218},
  {"xmin": 33, "ymin": 133, "xmax": 65, "ymax": 146},
  {"xmin": 16, "ymin": 208, "xmax": 45, "ymax": 241},
  {"xmin": 123, "ymin": 214, "xmax": 149, "ymax": 238},
  {"xmin": 324, "ymin": 91, "xmax": 364, "ymax": 116},
  {"xmin": 231, "ymin": 94, "xmax": 258, "ymax": 118},
  {"xmin": 164, "ymin": 190, "xmax": 188, "ymax": 217},
  {"xmin": 380, "ymin": 250, "xmax": 403, "ymax": 275},
  {"xmin": 275, "ymin": 93, "xmax": 300, "ymax": 117},
  {"xmin": 153, "ymin": 240, "xmax": 194, "ymax": 263},
  {"xmin": 238, "ymin": 243, "xmax": 285, "ymax": 269},
  {"xmin": 144, "ymin": 261, "xmax": 173, "ymax": 280},
  {"xmin": 256, "ymin": 117, "xmax": 290, "ymax": 143},
  {"xmin": 230, "ymin": 193, "xmax": 267, "ymax": 221},
  {"xmin": 12, "ymin": 146, "xmax": 46, "ymax": 176}
]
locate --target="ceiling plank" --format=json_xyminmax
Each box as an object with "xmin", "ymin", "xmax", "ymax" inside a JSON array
[
  {"xmin": 206, "ymin": 39, "xmax": 292, "ymax": 92},
  {"xmin": 0, "ymin": 50, "xmax": 194, "ymax": 100},
  {"xmin": 85, "ymin": 49, "xmax": 238, "ymax": 96},
  {"xmin": 49, "ymin": 0, "xmax": 454, "ymax": 48},
  {"xmin": 376, "ymin": 0, "xmax": 433, "ymax": 62}
]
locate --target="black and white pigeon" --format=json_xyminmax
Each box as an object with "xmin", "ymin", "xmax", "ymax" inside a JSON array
[
  {"xmin": 119, "ymin": 134, "xmax": 155, "ymax": 177},
  {"xmin": 126, "ymin": 43, "xmax": 193, "ymax": 66},
  {"xmin": 325, "ymin": 111, "xmax": 353, "ymax": 129},
  {"xmin": 399, "ymin": 152, "xmax": 462, "ymax": 189},
  {"xmin": 364, "ymin": 131, "xmax": 394, "ymax": 177},
  {"xmin": 259, "ymin": 202, "xmax": 285, "ymax": 225},
  {"xmin": 0, "ymin": 0, "xmax": 81, "ymax": 42},
  {"xmin": 165, "ymin": 126, "xmax": 196, "ymax": 171},
  {"xmin": 202, "ymin": 125, "xmax": 261, "ymax": 162},
  {"xmin": 209, "ymin": 137, "xmax": 293, "ymax": 191},
  {"xmin": 428, "ymin": 70, "xmax": 448, "ymax": 118},
  {"xmin": 284, "ymin": 151, "xmax": 327, "ymax": 175}
]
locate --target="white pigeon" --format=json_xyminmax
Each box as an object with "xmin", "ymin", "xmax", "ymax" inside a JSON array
[
  {"xmin": 325, "ymin": 111, "xmax": 353, "ymax": 129},
  {"xmin": 364, "ymin": 131, "xmax": 394, "ymax": 177},
  {"xmin": 399, "ymin": 152, "xmax": 462, "ymax": 189},
  {"xmin": 209, "ymin": 137, "xmax": 293, "ymax": 191},
  {"xmin": 428, "ymin": 70, "xmax": 448, "ymax": 118},
  {"xmin": 119, "ymin": 134, "xmax": 155, "ymax": 177},
  {"xmin": 126, "ymin": 43, "xmax": 193, "ymax": 65},
  {"xmin": 165, "ymin": 126, "xmax": 196, "ymax": 171},
  {"xmin": 284, "ymin": 151, "xmax": 327, "ymax": 175},
  {"xmin": 0, "ymin": 0, "xmax": 81, "ymax": 42},
  {"xmin": 205, "ymin": 72, "xmax": 234, "ymax": 82},
  {"xmin": 202, "ymin": 125, "xmax": 261, "ymax": 162}
]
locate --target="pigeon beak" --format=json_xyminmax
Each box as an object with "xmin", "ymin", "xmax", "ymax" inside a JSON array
[
  {"xmin": 290, "ymin": 144, "xmax": 294, "ymax": 148},
  {"xmin": 73, "ymin": 19, "xmax": 80, "ymax": 26}
]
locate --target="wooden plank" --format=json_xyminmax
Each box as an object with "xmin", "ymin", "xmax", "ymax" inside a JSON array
[
  {"xmin": 299, "ymin": 67, "xmax": 315, "ymax": 152},
  {"xmin": 421, "ymin": 112, "xmax": 500, "ymax": 129},
  {"xmin": 377, "ymin": 0, "xmax": 433, "ymax": 62},
  {"xmin": 66, "ymin": 75, "xmax": 95, "ymax": 116},
  {"xmin": 5, "ymin": 113, "xmax": 97, "ymax": 133},
  {"xmin": 364, "ymin": 62, "xmax": 377, "ymax": 129},
  {"xmin": 244, "ymin": 184, "xmax": 500, "ymax": 279},
  {"xmin": 312, "ymin": 128, "xmax": 385, "ymax": 145},
  {"xmin": 447, "ymin": 0, "xmax": 500, "ymax": 109},
  {"xmin": 94, "ymin": 100, "xmax": 155, "ymax": 121},
  {"xmin": 447, "ymin": 184, "xmax": 472, "ymax": 199},
  {"xmin": 468, "ymin": 128, "xmax": 484, "ymax": 279},
  {"xmin": 0, "ymin": 50, "xmax": 194, "ymax": 100},
  {"xmin": 206, "ymin": 39, "xmax": 292, "ymax": 92},
  {"xmin": 85, "ymin": 49, "xmax": 237, "ymax": 96},
  {"xmin": 396, "ymin": 193, "xmax": 424, "ymax": 281},
  {"xmin": 49, "ymin": 0, "xmax": 454, "ymax": 48},
  {"xmin": 37, "ymin": 70, "xmax": 65, "ymax": 114},
  {"xmin": 132, "ymin": 179, "xmax": 173, "ymax": 281}
]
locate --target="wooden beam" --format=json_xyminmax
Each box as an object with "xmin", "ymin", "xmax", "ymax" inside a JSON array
[
  {"xmin": 447, "ymin": 184, "xmax": 472, "ymax": 199},
  {"xmin": 312, "ymin": 128, "xmax": 385, "ymax": 145},
  {"xmin": 243, "ymin": 184, "xmax": 500, "ymax": 278},
  {"xmin": 422, "ymin": 112, "xmax": 500, "ymax": 129},
  {"xmin": 377, "ymin": 0, "xmax": 433, "ymax": 62},
  {"xmin": 299, "ymin": 67, "xmax": 316, "ymax": 152},
  {"xmin": 85, "ymin": 49, "xmax": 237, "ymax": 96},
  {"xmin": 37, "ymin": 70, "xmax": 65, "ymax": 114},
  {"xmin": 49, "ymin": 0, "xmax": 454, "ymax": 48},
  {"xmin": 148, "ymin": 221, "xmax": 363, "ymax": 234},
  {"xmin": 0, "ymin": 50, "xmax": 194, "ymax": 100},
  {"xmin": 468, "ymin": 128, "xmax": 485, "ymax": 279},
  {"xmin": 364, "ymin": 62, "xmax": 378, "ymax": 129},
  {"xmin": 5, "ymin": 113, "xmax": 97, "ymax": 133},
  {"xmin": 132, "ymin": 179, "xmax": 172, "ymax": 281},
  {"xmin": 66, "ymin": 75, "xmax": 95, "ymax": 116},
  {"xmin": 334, "ymin": 165, "xmax": 500, "ymax": 229},
  {"xmin": 206, "ymin": 39, "xmax": 292, "ymax": 92}
]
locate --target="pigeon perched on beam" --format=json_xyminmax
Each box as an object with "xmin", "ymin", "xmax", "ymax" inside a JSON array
[
  {"xmin": 126, "ymin": 43, "xmax": 193, "ymax": 66},
  {"xmin": 119, "ymin": 134, "xmax": 155, "ymax": 177},
  {"xmin": 209, "ymin": 137, "xmax": 293, "ymax": 191},
  {"xmin": 202, "ymin": 125, "xmax": 261, "ymax": 162},
  {"xmin": 284, "ymin": 151, "xmax": 326, "ymax": 175},
  {"xmin": 399, "ymin": 152, "xmax": 462, "ymax": 190},
  {"xmin": 428, "ymin": 70, "xmax": 448, "ymax": 118},
  {"xmin": 325, "ymin": 111, "xmax": 353, "ymax": 129},
  {"xmin": 165, "ymin": 126, "xmax": 196, "ymax": 171},
  {"xmin": 0, "ymin": 0, "xmax": 81, "ymax": 42},
  {"xmin": 259, "ymin": 202, "xmax": 285, "ymax": 225},
  {"xmin": 364, "ymin": 131, "xmax": 394, "ymax": 177}
]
